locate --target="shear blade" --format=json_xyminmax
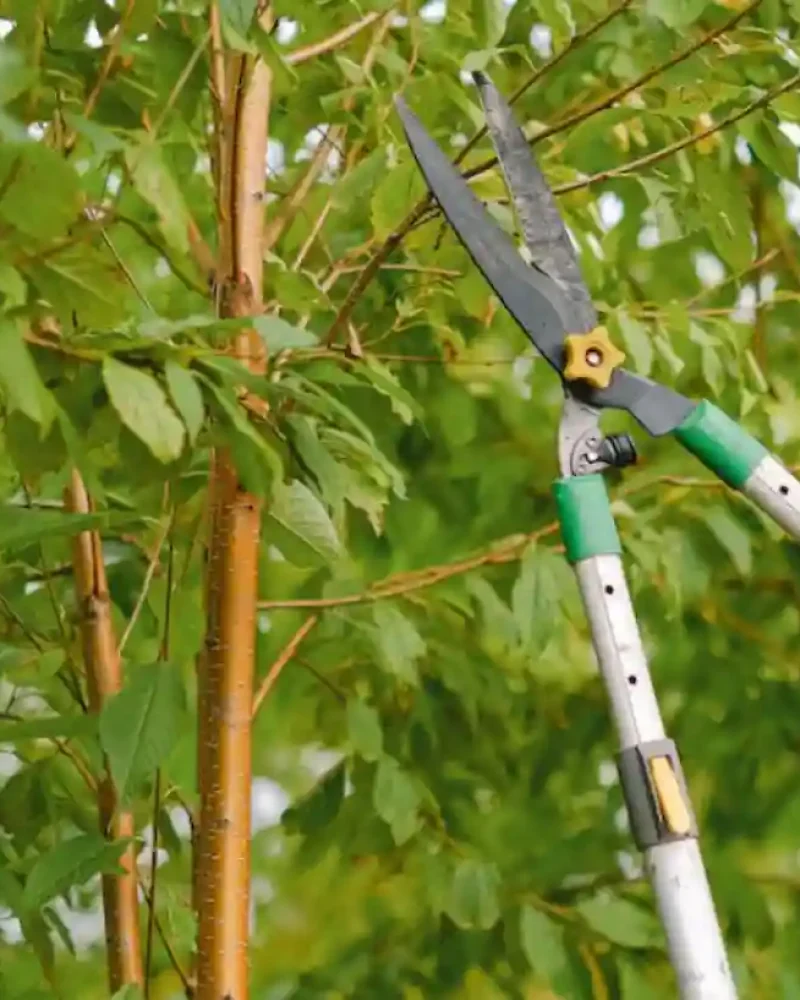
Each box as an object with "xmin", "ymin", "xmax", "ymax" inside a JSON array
[
  {"xmin": 473, "ymin": 71, "xmax": 597, "ymax": 335},
  {"xmin": 395, "ymin": 95, "xmax": 572, "ymax": 372}
]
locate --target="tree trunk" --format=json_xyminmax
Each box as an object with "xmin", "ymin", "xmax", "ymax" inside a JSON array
[{"xmin": 194, "ymin": 5, "xmax": 271, "ymax": 998}]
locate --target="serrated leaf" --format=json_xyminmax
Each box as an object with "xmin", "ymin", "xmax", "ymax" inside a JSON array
[
  {"xmin": 282, "ymin": 761, "xmax": 345, "ymax": 836},
  {"xmin": 346, "ymin": 699, "xmax": 383, "ymax": 762},
  {"xmin": 700, "ymin": 506, "xmax": 752, "ymax": 575},
  {"xmin": 103, "ymin": 357, "xmax": 185, "ymax": 462},
  {"xmin": 520, "ymin": 905, "xmax": 570, "ymax": 980},
  {"xmin": 0, "ymin": 507, "xmax": 140, "ymax": 549},
  {"xmin": 165, "ymin": 362, "xmax": 205, "ymax": 444},
  {"xmin": 220, "ymin": 0, "xmax": 258, "ymax": 34},
  {"xmin": 371, "ymin": 160, "xmax": 426, "ymax": 240},
  {"xmin": 253, "ymin": 315, "xmax": 318, "ymax": 351},
  {"xmin": 0, "ymin": 715, "xmax": 97, "ymax": 743},
  {"xmin": 99, "ymin": 662, "xmax": 186, "ymax": 803},
  {"xmin": 265, "ymin": 479, "xmax": 342, "ymax": 567},
  {"xmin": 512, "ymin": 544, "xmax": 563, "ymax": 651},
  {"xmin": 446, "ymin": 858, "xmax": 501, "ymax": 930},
  {"xmin": 0, "ymin": 317, "xmax": 54, "ymax": 432},
  {"xmin": 22, "ymin": 834, "xmax": 130, "ymax": 911},
  {"xmin": 576, "ymin": 894, "xmax": 661, "ymax": 948},
  {"xmin": 111, "ymin": 987, "xmax": 145, "ymax": 1000},
  {"xmin": 204, "ymin": 381, "xmax": 282, "ymax": 495},
  {"xmin": 373, "ymin": 757, "xmax": 421, "ymax": 845},
  {"xmin": 617, "ymin": 313, "xmax": 654, "ymax": 377},
  {"xmin": 0, "ymin": 143, "xmax": 81, "ymax": 242},
  {"xmin": 470, "ymin": 0, "xmax": 508, "ymax": 47},
  {"xmin": 370, "ymin": 604, "xmax": 425, "ymax": 684},
  {"xmin": 359, "ymin": 357, "xmax": 423, "ymax": 425},
  {"xmin": 125, "ymin": 137, "xmax": 192, "ymax": 255}
]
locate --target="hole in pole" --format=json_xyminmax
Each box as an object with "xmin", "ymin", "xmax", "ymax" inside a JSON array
[{"xmin": 627, "ymin": 675, "xmax": 637, "ymax": 685}]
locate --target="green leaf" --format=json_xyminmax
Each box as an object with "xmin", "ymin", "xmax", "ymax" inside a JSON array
[
  {"xmin": 646, "ymin": 0, "xmax": 708, "ymax": 28},
  {"xmin": 576, "ymin": 894, "xmax": 661, "ymax": 948},
  {"xmin": 165, "ymin": 361, "xmax": 205, "ymax": 445},
  {"xmin": 0, "ymin": 507, "xmax": 140, "ymax": 550},
  {"xmin": 99, "ymin": 662, "xmax": 186, "ymax": 803},
  {"xmin": 125, "ymin": 137, "xmax": 192, "ymax": 255},
  {"xmin": 265, "ymin": 479, "xmax": 343, "ymax": 567},
  {"xmin": 220, "ymin": 0, "xmax": 258, "ymax": 35},
  {"xmin": 346, "ymin": 699, "xmax": 383, "ymax": 762},
  {"xmin": 253, "ymin": 315, "xmax": 318, "ymax": 351},
  {"xmin": 695, "ymin": 158, "xmax": 752, "ymax": 270},
  {"xmin": 616, "ymin": 313, "xmax": 654, "ymax": 377},
  {"xmin": 740, "ymin": 116, "xmax": 799, "ymax": 181},
  {"xmin": 520, "ymin": 905, "xmax": 570, "ymax": 981},
  {"xmin": 700, "ymin": 506, "xmax": 752, "ymax": 575},
  {"xmin": 359, "ymin": 357, "xmax": 423, "ymax": 425},
  {"xmin": 0, "ymin": 715, "xmax": 97, "ymax": 743},
  {"xmin": 370, "ymin": 604, "xmax": 425, "ymax": 684},
  {"xmin": 0, "ymin": 44, "xmax": 36, "ymax": 105},
  {"xmin": 252, "ymin": 23, "xmax": 298, "ymax": 88},
  {"xmin": 470, "ymin": 0, "xmax": 508, "ymax": 47},
  {"xmin": 282, "ymin": 761, "xmax": 346, "ymax": 836},
  {"xmin": 22, "ymin": 834, "xmax": 130, "ymax": 911},
  {"xmin": 373, "ymin": 757, "xmax": 421, "ymax": 845},
  {"xmin": 103, "ymin": 357, "xmax": 185, "ymax": 462},
  {"xmin": 446, "ymin": 858, "xmax": 501, "ymax": 930},
  {"xmin": 0, "ymin": 317, "xmax": 54, "ymax": 432},
  {"xmin": 511, "ymin": 544, "xmax": 564, "ymax": 651},
  {"xmin": 0, "ymin": 143, "xmax": 81, "ymax": 242},
  {"xmin": 111, "ymin": 987, "xmax": 145, "ymax": 1000},
  {"xmin": 204, "ymin": 381, "xmax": 282, "ymax": 495},
  {"xmin": 371, "ymin": 160, "xmax": 426, "ymax": 240}
]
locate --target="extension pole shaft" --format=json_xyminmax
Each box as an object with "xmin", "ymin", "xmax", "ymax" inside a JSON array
[{"xmin": 555, "ymin": 475, "xmax": 737, "ymax": 999}]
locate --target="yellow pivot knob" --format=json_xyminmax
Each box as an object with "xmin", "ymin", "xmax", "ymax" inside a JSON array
[{"xmin": 563, "ymin": 326, "xmax": 626, "ymax": 390}]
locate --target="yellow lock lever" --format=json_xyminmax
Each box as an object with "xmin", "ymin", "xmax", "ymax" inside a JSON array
[
  {"xmin": 563, "ymin": 326, "xmax": 626, "ymax": 390},
  {"xmin": 649, "ymin": 755, "xmax": 692, "ymax": 836}
]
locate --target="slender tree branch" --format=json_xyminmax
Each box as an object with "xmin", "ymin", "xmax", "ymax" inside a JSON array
[
  {"xmin": 552, "ymin": 71, "xmax": 800, "ymax": 195},
  {"xmin": 252, "ymin": 615, "xmax": 319, "ymax": 716},
  {"xmin": 258, "ymin": 463, "xmax": 786, "ymax": 613},
  {"xmin": 463, "ymin": 0, "xmax": 762, "ymax": 182},
  {"xmin": 119, "ymin": 516, "xmax": 172, "ymax": 654},
  {"xmin": 325, "ymin": 0, "xmax": 762, "ymax": 342},
  {"xmin": 285, "ymin": 10, "xmax": 385, "ymax": 66},
  {"xmin": 454, "ymin": 0, "xmax": 636, "ymax": 168},
  {"xmin": 66, "ymin": 470, "xmax": 143, "ymax": 992},
  {"xmin": 152, "ymin": 28, "xmax": 212, "ymax": 137},
  {"xmin": 83, "ymin": 0, "xmax": 138, "ymax": 121},
  {"xmin": 263, "ymin": 125, "xmax": 345, "ymax": 251}
]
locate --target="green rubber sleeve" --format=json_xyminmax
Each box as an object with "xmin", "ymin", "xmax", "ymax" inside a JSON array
[
  {"xmin": 673, "ymin": 400, "xmax": 767, "ymax": 489},
  {"xmin": 553, "ymin": 474, "xmax": 621, "ymax": 564}
]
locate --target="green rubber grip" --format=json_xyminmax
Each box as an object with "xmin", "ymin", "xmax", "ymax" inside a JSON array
[
  {"xmin": 674, "ymin": 400, "xmax": 767, "ymax": 489},
  {"xmin": 553, "ymin": 474, "xmax": 621, "ymax": 564}
]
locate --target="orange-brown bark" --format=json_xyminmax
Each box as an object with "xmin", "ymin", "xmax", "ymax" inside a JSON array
[
  {"xmin": 66, "ymin": 470, "xmax": 143, "ymax": 992},
  {"xmin": 195, "ymin": 5, "xmax": 272, "ymax": 998}
]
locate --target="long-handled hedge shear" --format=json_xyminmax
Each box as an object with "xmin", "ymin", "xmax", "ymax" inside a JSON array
[{"xmin": 396, "ymin": 74, "xmax": 800, "ymax": 1000}]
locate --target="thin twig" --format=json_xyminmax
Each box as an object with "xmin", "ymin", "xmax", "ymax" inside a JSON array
[
  {"xmin": 119, "ymin": 517, "xmax": 172, "ymax": 654},
  {"xmin": 325, "ymin": 0, "xmax": 761, "ymax": 342},
  {"xmin": 453, "ymin": 0, "xmax": 636, "ymax": 168},
  {"xmin": 463, "ymin": 0, "xmax": 762, "ymax": 182},
  {"xmin": 252, "ymin": 615, "xmax": 319, "ymax": 716},
  {"xmin": 285, "ymin": 10, "xmax": 385, "ymax": 66},
  {"xmin": 101, "ymin": 230, "xmax": 154, "ymax": 311},
  {"xmin": 552, "ymin": 71, "xmax": 800, "ymax": 196},
  {"xmin": 83, "ymin": 0, "xmax": 137, "ymax": 120},
  {"xmin": 152, "ymin": 28, "xmax": 212, "ymax": 137}
]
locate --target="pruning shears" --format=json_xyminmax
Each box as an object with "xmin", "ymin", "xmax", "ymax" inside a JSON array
[{"xmin": 396, "ymin": 74, "xmax": 800, "ymax": 1000}]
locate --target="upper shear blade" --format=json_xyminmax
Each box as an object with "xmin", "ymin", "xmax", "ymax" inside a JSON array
[
  {"xmin": 395, "ymin": 96, "xmax": 571, "ymax": 372},
  {"xmin": 473, "ymin": 71, "xmax": 597, "ymax": 336}
]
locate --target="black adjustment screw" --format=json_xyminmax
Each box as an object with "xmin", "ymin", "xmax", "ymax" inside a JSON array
[{"xmin": 598, "ymin": 434, "xmax": 638, "ymax": 469}]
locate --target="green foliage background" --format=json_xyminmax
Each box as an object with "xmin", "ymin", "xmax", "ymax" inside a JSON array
[{"xmin": 0, "ymin": 0, "xmax": 799, "ymax": 997}]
